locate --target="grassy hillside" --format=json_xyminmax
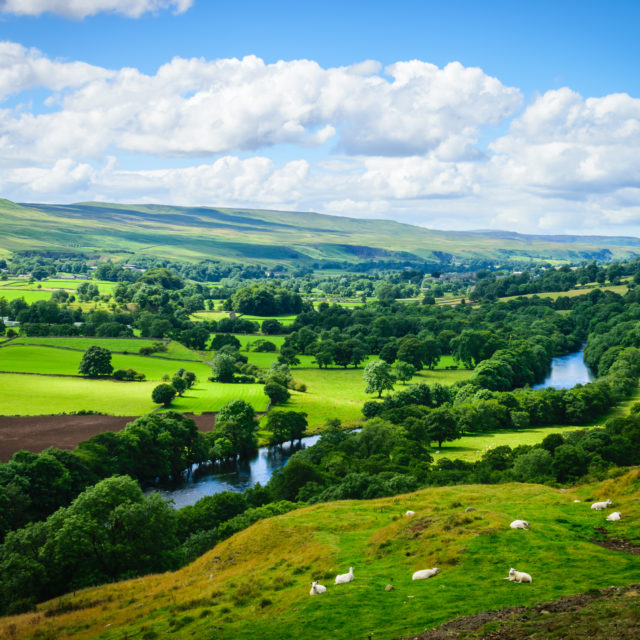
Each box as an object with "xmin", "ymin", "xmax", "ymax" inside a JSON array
[
  {"xmin": 1, "ymin": 199, "xmax": 639, "ymax": 264},
  {"xmin": 3, "ymin": 470, "xmax": 640, "ymax": 640}
]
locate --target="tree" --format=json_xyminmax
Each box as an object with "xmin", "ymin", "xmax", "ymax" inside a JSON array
[
  {"xmin": 171, "ymin": 375, "xmax": 187, "ymax": 396},
  {"xmin": 424, "ymin": 405, "xmax": 461, "ymax": 448},
  {"xmin": 363, "ymin": 360, "xmax": 395, "ymax": 398},
  {"xmin": 393, "ymin": 361, "xmax": 416, "ymax": 385},
  {"xmin": 278, "ymin": 346, "xmax": 301, "ymax": 366},
  {"xmin": 211, "ymin": 352, "xmax": 237, "ymax": 383},
  {"xmin": 264, "ymin": 382, "xmax": 290, "ymax": 405},
  {"xmin": 214, "ymin": 399, "xmax": 259, "ymax": 458},
  {"xmin": 182, "ymin": 370, "xmax": 196, "ymax": 388},
  {"xmin": 78, "ymin": 346, "xmax": 113, "ymax": 377},
  {"xmin": 267, "ymin": 411, "xmax": 308, "ymax": 445},
  {"xmin": 152, "ymin": 383, "xmax": 176, "ymax": 407}
]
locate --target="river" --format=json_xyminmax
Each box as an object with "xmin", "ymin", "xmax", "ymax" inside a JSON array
[
  {"xmin": 149, "ymin": 433, "xmax": 322, "ymax": 508},
  {"xmin": 532, "ymin": 349, "xmax": 594, "ymax": 390}
]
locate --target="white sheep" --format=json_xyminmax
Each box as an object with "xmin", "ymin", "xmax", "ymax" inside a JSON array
[
  {"xmin": 573, "ymin": 499, "xmax": 581, "ymax": 503},
  {"xmin": 509, "ymin": 519, "xmax": 529, "ymax": 529},
  {"xmin": 606, "ymin": 511, "xmax": 622, "ymax": 522},
  {"xmin": 405, "ymin": 510, "xmax": 415, "ymax": 517},
  {"xmin": 309, "ymin": 581, "xmax": 327, "ymax": 595},
  {"xmin": 412, "ymin": 567, "xmax": 439, "ymax": 581},
  {"xmin": 507, "ymin": 567, "xmax": 532, "ymax": 583},
  {"xmin": 591, "ymin": 499, "xmax": 613, "ymax": 510},
  {"xmin": 334, "ymin": 567, "xmax": 354, "ymax": 585}
]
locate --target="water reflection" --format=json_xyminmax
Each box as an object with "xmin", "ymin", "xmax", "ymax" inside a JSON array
[
  {"xmin": 532, "ymin": 349, "xmax": 594, "ymax": 390},
  {"xmin": 148, "ymin": 434, "xmax": 322, "ymax": 508}
]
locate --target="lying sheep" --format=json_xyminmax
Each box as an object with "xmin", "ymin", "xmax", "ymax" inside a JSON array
[
  {"xmin": 606, "ymin": 511, "xmax": 622, "ymax": 522},
  {"xmin": 507, "ymin": 567, "xmax": 532, "ymax": 583},
  {"xmin": 309, "ymin": 581, "xmax": 327, "ymax": 595},
  {"xmin": 405, "ymin": 510, "xmax": 415, "ymax": 517},
  {"xmin": 573, "ymin": 499, "xmax": 581, "ymax": 503},
  {"xmin": 334, "ymin": 567, "xmax": 354, "ymax": 585},
  {"xmin": 412, "ymin": 568, "xmax": 439, "ymax": 581},
  {"xmin": 591, "ymin": 499, "xmax": 613, "ymax": 510},
  {"xmin": 509, "ymin": 519, "xmax": 529, "ymax": 529}
]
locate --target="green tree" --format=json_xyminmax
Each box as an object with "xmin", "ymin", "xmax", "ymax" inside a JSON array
[
  {"xmin": 214, "ymin": 400, "xmax": 259, "ymax": 458},
  {"xmin": 171, "ymin": 374, "xmax": 187, "ymax": 396},
  {"xmin": 424, "ymin": 405, "xmax": 461, "ymax": 448},
  {"xmin": 267, "ymin": 411, "xmax": 308, "ymax": 445},
  {"xmin": 211, "ymin": 352, "xmax": 237, "ymax": 382},
  {"xmin": 393, "ymin": 361, "xmax": 416, "ymax": 385},
  {"xmin": 264, "ymin": 382, "xmax": 290, "ymax": 405},
  {"xmin": 78, "ymin": 345, "xmax": 113, "ymax": 377},
  {"xmin": 151, "ymin": 383, "xmax": 176, "ymax": 406},
  {"xmin": 363, "ymin": 360, "xmax": 395, "ymax": 398}
]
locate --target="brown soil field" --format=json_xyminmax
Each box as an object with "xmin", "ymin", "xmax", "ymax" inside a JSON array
[{"xmin": 0, "ymin": 413, "xmax": 217, "ymax": 462}]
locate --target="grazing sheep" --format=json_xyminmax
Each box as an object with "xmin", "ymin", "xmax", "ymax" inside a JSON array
[
  {"xmin": 591, "ymin": 499, "xmax": 613, "ymax": 510},
  {"xmin": 334, "ymin": 567, "xmax": 354, "ymax": 585},
  {"xmin": 309, "ymin": 581, "xmax": 327, "ymax": 595},
  {"xmin": 573, "ymin": 499, "xmax": 581, "ymax": 503},
  {"xmin": 509, "ymin": 519, "xmax": 529, "ymax": 529},
  {"xmin": 405, "ymin": 510, "xmax": 415, "ymax": 517},
  {"xmin": 606, "ymin": 511, "xmax": 622, "ymax": 522},
  {"xmin": 412, "ymin": 568, "xmax": 439, "ymax": 581},
  {"xmin": 507, "ymin": 567, "xmax": 532, "ymax": 583}
]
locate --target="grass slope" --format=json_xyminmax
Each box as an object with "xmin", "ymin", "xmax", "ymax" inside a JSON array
[
  {"xmin": 2, "ymin": 199, "xmax": 639, "ymax": 264},
  {"xmin": 3, "ymin": 470, "xmax": 640, "ymax": 640}
]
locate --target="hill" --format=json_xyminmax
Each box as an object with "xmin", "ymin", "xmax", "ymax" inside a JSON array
[
  {"xmin": 3, "ymin": 469, "xmax": 640, "ymax": 639},
  {"xmin": 1, "ymin": 199, "xmax": 639, "ymax": 264}
]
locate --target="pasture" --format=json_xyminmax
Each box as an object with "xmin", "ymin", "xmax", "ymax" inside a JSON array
[
  {"xmin": 8, "ymin": 336, "xmax": 204, "ymax": 361},
  {"xmin": 5, "ymin": 470, "xmax": 640, "ymax": 640},
  {"xmin": 0, "ymin": 372, "xmax": 268, "ymax": 417}
]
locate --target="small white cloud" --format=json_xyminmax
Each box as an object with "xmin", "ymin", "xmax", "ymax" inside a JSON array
[{"xmin": 0, "ymin": 0, "xmax": 193, "ymax": 19}]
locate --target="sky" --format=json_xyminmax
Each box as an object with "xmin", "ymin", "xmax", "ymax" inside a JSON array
[{"xmin": 1, "ymin": 0, "xmax": 639, "ymax": 236}]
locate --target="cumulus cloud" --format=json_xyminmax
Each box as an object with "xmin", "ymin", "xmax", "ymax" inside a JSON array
[
  {"xmin": 490, "ymin": 88, "xmax": 640, "ymax": 197},
  {"xmin": 0, "ymin": 0, "xmax": 193, "ymax": 19},
  {"xmin": 0, "ymin": 46, "xmax": 522, "ymax": 162},
  {"xmin": 0, "ymin": 41, "xmax": 113, "ymax": 101}
]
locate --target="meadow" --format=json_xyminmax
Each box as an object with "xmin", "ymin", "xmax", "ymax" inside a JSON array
[
  {"xmin": 0, "ymin": 373, "xmax": 268, "ymax": 416},
  {"xmin": 4, "ymin": 469, "xmax": 639, "ymax": 640},
  {"xmin": 8, "ymin": 336, "xmax": 204, "ymax": 361}
]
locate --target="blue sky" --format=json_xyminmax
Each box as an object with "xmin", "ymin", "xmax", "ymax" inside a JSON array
[{"xmin": 1, "ymin": 0, "xmax": 639, "ymax": 235}]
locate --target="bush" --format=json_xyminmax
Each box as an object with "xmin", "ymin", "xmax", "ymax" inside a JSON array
[
  {"xmin": 264, "ymin": 382, "xmax": 290, "ymax": 405},
  {"xmin": 152, "ymin": 383, "xmax": 176, "ymax": 406},
  {"xmin": 113, "ymin": 368, "xmax": 145, "ymax": 381}
]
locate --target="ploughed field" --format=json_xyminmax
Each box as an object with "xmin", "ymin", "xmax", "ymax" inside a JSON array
[{"xmin": 3, "ymin": 470, "xmax": 640, "ymax": 640}]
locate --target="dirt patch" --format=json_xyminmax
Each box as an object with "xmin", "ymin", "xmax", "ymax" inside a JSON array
[
  {"xmin": 593, "ymin": 526, "xmax": 640, "ymax": 555},
  {"xmin": 400, "ymin": 583, "xmax": 640, "ymax": 639},
  {"xmin": 0, "ymin": 412, "xmax": 220, "ymax": 462}
]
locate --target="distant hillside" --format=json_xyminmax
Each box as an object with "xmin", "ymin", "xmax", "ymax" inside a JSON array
[
  {"xmin": 3, "ymin": 470, "xmax": 640, "ymax": 639},
  {"xmin": 1, "ymin": 199, "xmax": 638, "ymax": 264}
]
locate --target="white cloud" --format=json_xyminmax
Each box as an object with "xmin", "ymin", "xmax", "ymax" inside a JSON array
[
  {"xmin": 0, "ymin": 0, "xmax": 193, "ymax": 19},
  {"xmin": 0, "ymin": 47, "xmax": 522, "ymax": 162},
  {"xmin": 0, "ymin": 41, "xmax": 113, "ymax": 101}
]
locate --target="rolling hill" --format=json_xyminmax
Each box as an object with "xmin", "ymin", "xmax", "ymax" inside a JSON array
[
  {"xmin": 1, "ymin": 199, "xmax": 639, "ymax": 265},
  {"xmin": 3, "ymin": 469, "xmax": 639, "ymax": 639}
]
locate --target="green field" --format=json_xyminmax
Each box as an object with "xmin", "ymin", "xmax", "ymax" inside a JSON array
[
  {"xmin": 268, "ymin": 365, "xmax": 473, "ymax": 430},
  {"xmin": 8, "ymin": 336, "xmax": 204, "ymax": 361},
  {"xmin": 0, "ymin": 344, "xmax": 211, "ymax": 381},
  {"xmin": 0, "ymin": 288, "xmax": 53, "ymax": 303},
  {"xmin": 5, "ymin": 470, "xmax": 640, "ymax": 640},
  {"xmin": 499, "ymin": 283, "xmax": 630, "ymax": 302},
  {"xmin": 0, "ymin": 372, "xmax": 268, "ymax": 416}
]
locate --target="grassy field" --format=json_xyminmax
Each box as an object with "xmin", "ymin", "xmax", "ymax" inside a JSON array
[
  {"xmin": 0, "ymin": 373, "xmax": 268, "ymax": 416},
  {"xmin": 0, "ymin": 344, "xmax": 212, "ymax": 381},
  {"xmin": 0, "ymin": 287, "xmax": 53, "ymax": 303},
  {"xmin": 7, "ymin": 336, "xmax": 204, "ymax": 361},
  {"xmin": 4, "ymin": 469, "xmax": 640, "ymax": 640},
  {"xmin": 499, "ymin": 283, "xmax": 630, "ymax": 302},
  {"xmin": 268, "ymin": 365, "xmax": 473, "ymax": 430}
]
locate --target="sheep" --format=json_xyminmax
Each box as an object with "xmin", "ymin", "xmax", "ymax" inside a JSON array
[
  {"xmin": 507, "ymin": 567, "xmax": 532, "ymax": 583},
  {"xmin": 405, "ymin": 510, "xmax": 415, "ymax": 517},
  {"xmin": 334, "ymin": 567, "xmax": 354, "ymax": 585},
  {"xmin": 606, "ymin": 511, "xmax": 622, "ymax": 522},
  {"xmin": 309, "ymin": 581, "xmax": 327, "ymax": 595},
  {"xmin": 591, "ymin": 499, "xmax": 613, "ymax": 510},
  {"xmin": 412, "ymin": 568, "xmax": 439, "ymax": 581},
  {"xmin": 573, "ymin": 499, "xmax": 581, "ymax": 503},
  {"xmin": 509, "ymin": 519, "xmax": 529, "ymax": 529}
]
